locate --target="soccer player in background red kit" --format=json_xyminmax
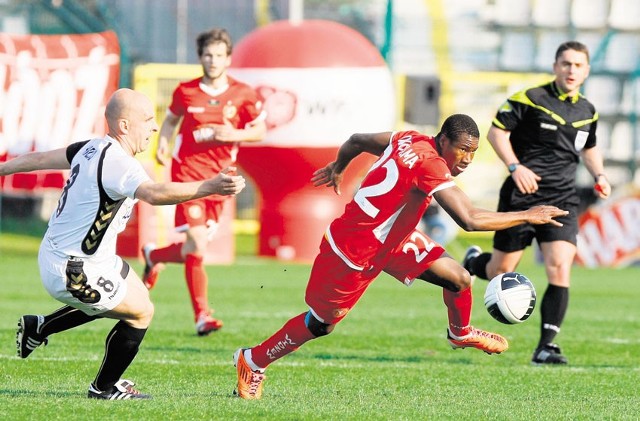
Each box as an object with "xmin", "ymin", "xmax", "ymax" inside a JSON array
[
  {"xmin": 141, "ymin": 28, "xmax": 266, "ymax": 336},
  {"xmin": 233, "ymin": 114, "xmax": 568, "ymax": 399}
]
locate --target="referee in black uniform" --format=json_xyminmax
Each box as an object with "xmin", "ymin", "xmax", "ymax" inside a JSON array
[{"xmin": 463, "ymin": 41, "xmax": 611, "ymax": 365}]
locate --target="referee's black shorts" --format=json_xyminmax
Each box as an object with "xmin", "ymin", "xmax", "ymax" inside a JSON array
[{"xmin": 493, "ymin": 205, "xmax": 578, "ymax": 252}]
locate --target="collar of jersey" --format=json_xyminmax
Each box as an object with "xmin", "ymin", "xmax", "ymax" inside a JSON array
[
  {"xmin": 199, "ymin": 80, "xmax": 229, "ymax": 97},
  {"xmin": 550, "ymin": 81, "xmax": 579, "ymax": 104}
]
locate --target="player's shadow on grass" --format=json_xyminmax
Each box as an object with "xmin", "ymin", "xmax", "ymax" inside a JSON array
[
  {"xmin": 144, "ymin": 345, "xmax": 207, "ymax": 354},
  {"xmin": 0, "ymin": 388, "xmax": 78, "ymax": 398},
  {"xmin": 309, "ymin": 351, "xmax": 479, "ymax": 365}
]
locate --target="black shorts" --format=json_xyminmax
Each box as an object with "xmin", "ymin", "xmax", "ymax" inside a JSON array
[{"xmin": 493, "ymin": 206, "xmax": 578, "ymax": 252}]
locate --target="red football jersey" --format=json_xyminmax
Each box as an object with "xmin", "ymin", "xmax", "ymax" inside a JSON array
[
  {"xmin": 326, "ymin": 130, "xmax": 455, "ymax": 270},
  {"xmin": 169, "ymin": 76, "xmax": 263, "ymax": 181}
]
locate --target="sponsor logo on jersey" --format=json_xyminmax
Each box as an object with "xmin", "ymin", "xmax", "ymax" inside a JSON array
[
  {"xmin": 193, "ymin": 126, "xmax": 216, "ymax": 143},
  {"xmin": 540, "ymin": 122, "xmax": 557, "ymax": 131},
  {"xmin": 223, "ymin": 101, "xmax": 237, "ymax": 119},
  {"xmin": 187, "ymin": 106, "xmax": 205, "ymax": 113},
  {"xmin": 83, "ymin": 146, "xmax": 97, "ymax": 160},
  {"xmin": 121, "ymin": 202, "xmax": 134, "ymax": 222}
]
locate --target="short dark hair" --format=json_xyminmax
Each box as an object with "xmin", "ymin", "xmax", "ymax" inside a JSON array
[
  {"xmin": 196, "ymin": 28, "xmax": 232, "ymax": 57},
  {"xmin": 437, "ymin": 114, "xmax": 479, "ymax": 142},
  {"xmin": 555, "ymin": 41, "xmax": 590, "ymax": 63}
]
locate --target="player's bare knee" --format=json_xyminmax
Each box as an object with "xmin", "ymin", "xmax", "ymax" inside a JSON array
[
  {"xmin": 193, "ymin": 242, "xmax": 208, "ymax": 256},
  {"xmin": 186, "ymin": 230, "xmax": 209, "ymax": 255},
  {"xmin": 305, "ymin": 311, "xmax": 335, "ymax": 337},
  {"xmin": 452, "ymin": 266, "xmax": 472, "ymax": 291},
  {"xmin": 135, "ymin": 300, "xmax": 154, "ymax": 327},
  {"xmin": 145, "ymin": 300, "xmax": 155, "ymax": 320},
  {"xmin": 459, "ymin": 271, "xmax": 472, "ymax": 290}
]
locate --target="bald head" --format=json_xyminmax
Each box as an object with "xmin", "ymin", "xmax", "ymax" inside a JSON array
[
  {"xmin": 105, "ymin": 88, "xmax": 152, "ymax": 131},
  {"xmin": 105, "ymin": 88, "xmax": 158, "ymax": 155}
]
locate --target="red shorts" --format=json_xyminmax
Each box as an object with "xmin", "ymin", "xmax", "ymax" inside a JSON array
[
  {"xmin": 171, "ymin": 157, "xmax": 227, "ymax": 231},
  {"xmin": 305, "ymin": 229, "xmax": 444, "ymax": 324},
  {"xmin": 383, "ymin": 229, "xmax": 446, "ymax": 285},
  {"xmin": 174, "ymin": 197, "xmax": 225, "ymax": 231}
]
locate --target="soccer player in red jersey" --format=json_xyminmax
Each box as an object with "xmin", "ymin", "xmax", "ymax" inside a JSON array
[
  {"xmin": 141, "ymin": 28, "xmax": 266, "ymax": 336},
  {"xmin": 233, "ymin": 114, "xmax": 568, "ymax": 399}
]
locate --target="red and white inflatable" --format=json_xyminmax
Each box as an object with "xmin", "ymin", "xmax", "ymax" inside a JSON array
[{"xmin": 231, "ymin": 20, "xmax": 396, "ymax": 261}]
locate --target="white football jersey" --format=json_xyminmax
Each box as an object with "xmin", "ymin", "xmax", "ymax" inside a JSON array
[{"xmin": 43, "ymin": 136, "xmax": 151, "ymax": 264}]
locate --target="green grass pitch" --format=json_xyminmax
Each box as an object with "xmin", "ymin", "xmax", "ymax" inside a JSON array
[{"xmin": 0, "ymin": 229, "xmax": 638, "ymax": 420}]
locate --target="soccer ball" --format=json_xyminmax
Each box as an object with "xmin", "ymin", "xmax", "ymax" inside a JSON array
[{"xmin": 484, "ymin": 272, "xmax": 536, "ymax": 324}]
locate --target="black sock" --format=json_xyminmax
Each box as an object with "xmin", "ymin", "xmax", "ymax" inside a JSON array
[
  {"xmin": 538, "ymin": 285, "xmax": 569, "ymax": 348},
  {"xmin": 93, "ymin": 321, "xmax": 147, "ymax": 392},
  {"xmin": 469, "ymin": 252, "xmax": 491, "ymax": 280},
  {"xmin": 40, "ymin": 306, "xmax": 100, "ymax": 337}
]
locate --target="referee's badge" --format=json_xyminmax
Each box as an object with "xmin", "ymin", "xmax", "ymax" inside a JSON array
[{"xmin": 574, "ymin": 131, "xmax": 588, "ymax": 151}]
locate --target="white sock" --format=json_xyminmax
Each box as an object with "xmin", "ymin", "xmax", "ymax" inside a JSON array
[
  {"xmin": 448, "ymin": 327, "xmax": 472, "ymax": 340},
  {"xmin": 244, "ymin": 349, "xmax": 265, "ymax": 373}
]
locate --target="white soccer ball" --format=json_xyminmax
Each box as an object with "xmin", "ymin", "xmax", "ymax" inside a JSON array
[{"xmin": 484, "ymin": 272, "xmax": 536, "ymax": 324}]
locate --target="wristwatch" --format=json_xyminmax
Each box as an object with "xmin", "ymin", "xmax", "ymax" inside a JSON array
[{"xmin": 508, "ymin": 163, "xmax": 519, "ymax": 173}]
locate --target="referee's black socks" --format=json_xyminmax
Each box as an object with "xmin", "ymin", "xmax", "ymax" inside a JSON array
[
  {"xmin": 538, "ymin": 285, "xmax": 569, "ymax": 347},
  {"xmin": 469, "ymin": 252, "xmax": 492, "ymax": 280}
]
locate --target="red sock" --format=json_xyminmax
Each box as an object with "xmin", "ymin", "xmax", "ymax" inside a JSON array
[
  {"xmin": 443, "ymin": 287, "xmax": 472, "ymax": 336},
  {"xmin": 150, "ymin": 243, "xmax": 184, "ymax": 264},
  {"xmin": 250, "ymin": 312, "xmax": 316, "ymax": 369},
  {"xmin": 185, "ymin": 254, "xmax": 209, "ymax": 320}
]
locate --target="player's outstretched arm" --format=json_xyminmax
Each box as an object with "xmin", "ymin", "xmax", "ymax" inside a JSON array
[
  {"xmin": 135, "ymin": 167, "xmax": 246, "ymax": 205},
  {"xmin": 311, "ymin": 161, "xmax": 344, "ymax": 195},
  {"xmin": 311, "ymin": 132, "xmax": 392, "ymax": 195},
  {"xmin": 434, "ymin": 185, "xmax": 568, "ymax": 232},
  {"xmin": 0, "ymin": 148, "xmax": 70, "ymax": 176},
  {"xmin": 515, "ymin": 205, "xmax": 568, "ymax": 227}
]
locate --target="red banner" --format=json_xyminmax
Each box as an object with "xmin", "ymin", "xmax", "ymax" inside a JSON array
[
  {"xmin": 0, "ymin": 31, "xmax": 120, "ymax": 192},
  {"xmin": 577, "ymin": 190, "xmax": 640, "ymax": 268}
]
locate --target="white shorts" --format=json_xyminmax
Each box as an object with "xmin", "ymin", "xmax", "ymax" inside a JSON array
[{"xmin": 38, "ymin": 246, "xmax": 129, "ymax": 316}]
